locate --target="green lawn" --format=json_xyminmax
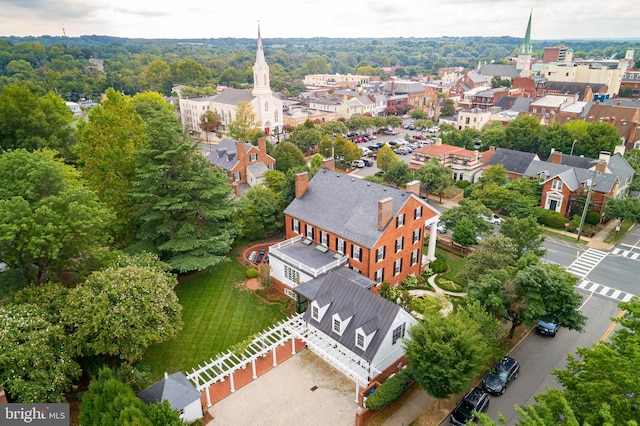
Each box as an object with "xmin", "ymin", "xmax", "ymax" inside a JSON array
[
  {"xmin": 142, "ymin": 258, "xmax": 286, "ymax": 380},
  {"xmin": 434, "ymin": 247, "xmax": 466, "ymax": 290}
]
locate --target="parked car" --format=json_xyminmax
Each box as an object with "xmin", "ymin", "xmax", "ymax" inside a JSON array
[
  {"xmin": 367, "ymin": 145, "xmax": 380, "ymax": 151},
  {"xmin": 481, "ymin": 213, "xmax": 504, "ymax": 225},
  {"xmin": 350, "ymin": 159, "xmax": 365, "ymax": 168},
  {"xmin": 383, "ymin": 129, "xmax": 398, "ymax": 135},
  {"xmin": 255, "ymin": 248, "xmax": 265, "ymax": 264},
  {"xmin": 394, "ymin": 147, "xmax": 410, "ymax": 155},
  {"xmin": 388, "ymin": 140, "xmax": 398, "ymax": 146},
  {"xmin": 362, "ymin": 158, "xmax": 374, "ymax": 167},
  {"xmin": 536, "ymin": 320, "xmax": 559, "ymax": 337},
  {"xmin": 413, "ymin": 134, "xmax": 426, "ymax": 140},
  {"xmin": 450, "ymin": 387, "xmax": 490, "ymax": 426},
  {"xmin": 482, "ymin": 356, "xmax": 520, "ymax": 395}
]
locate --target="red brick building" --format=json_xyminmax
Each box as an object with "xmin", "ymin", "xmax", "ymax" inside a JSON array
[
  {"xmin": 268, "ymin": 166, "xmax": 440, "ymax": 296},
  {"xmin": 206, "ymin": 137, "xmax": 275, "ymax": 195}
]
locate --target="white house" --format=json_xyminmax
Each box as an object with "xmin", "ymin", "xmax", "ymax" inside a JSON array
[{"xmin": 297, "ymin": 271, "xmax": 417, "ymax": 388}]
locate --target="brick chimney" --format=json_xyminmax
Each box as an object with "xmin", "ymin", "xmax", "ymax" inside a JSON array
[
  {"xmin": 549, "ymin": 148, "xmax": 563, "ymax": 164},
  {"xmin": 405, "ymin": 180, "xmax": 420, "ymax": 196},
  {"xmin": 235, "ymin": 141, "xmax": 245, "ymax": 161},
  {"xmin": 595, "ymin": 161, "xmax": 607, "ymax": 173},
  {"xmin": 322, "ymin": 158, "xmax": 335, "ymax": 171},
  {"xmin": 295, "ymin": 172, "xmax": 309, "ymax": 199},
  {"xmin": 378, "ymin": 197, "xmax": 394, "ymax": 231},
  {"xmin": 258, "ymin": 137, "xmax": 267, "ymax": 154}
]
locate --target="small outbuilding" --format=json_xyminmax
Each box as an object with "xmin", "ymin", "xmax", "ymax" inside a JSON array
[{"xmin": 138, "ymin": 371, "xmax": 202, "ymax": 423}]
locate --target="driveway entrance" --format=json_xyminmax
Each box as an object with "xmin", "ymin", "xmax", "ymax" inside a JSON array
[{"xmin": 208, "ymin": 349, "xmax": 357, "ymax": 425}]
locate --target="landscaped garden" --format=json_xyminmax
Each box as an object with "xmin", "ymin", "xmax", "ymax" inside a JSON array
[{"xmin": 142, "ymin": 249, "xmax": 287, "ymax": 380}]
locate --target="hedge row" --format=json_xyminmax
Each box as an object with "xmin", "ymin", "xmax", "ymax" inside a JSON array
[{"xmin": 364, "ymin": 369, "xmax": 414, "ymax": 410}]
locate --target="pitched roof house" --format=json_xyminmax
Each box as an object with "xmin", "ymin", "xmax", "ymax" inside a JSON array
[
  {"xmin": 300, "ymin": 271, "xmax": 417, "ymax": 385},
  {"xmin": 269, "ymin": 168, "xmax": 440, "ymax": 296},
  {"xmin": 409, "ymin": 140, "xmax": 486, "ymax": 183},
  {"xmin": 485, "ymin": 147, "xmax": 540, "ymax": 180},
  {"xmin": 138, "ymin": 372, "xmax": 202, "ymax": 423},
  {"xmin": 205, "ymin": 137, "xmax": 275, "ymax": 195}
]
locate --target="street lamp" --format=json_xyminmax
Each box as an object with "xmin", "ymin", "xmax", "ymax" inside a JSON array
[
  {"xmin": 576, "ymin": 160, "xmax": 602, "ymax": 243},
  {"xmin": 570, "ymin": 139, "xmax": 577, "ymax": 156},
  {"xmin": 204, "ymin": 116, "xmax": 210, "ymax": 151}
]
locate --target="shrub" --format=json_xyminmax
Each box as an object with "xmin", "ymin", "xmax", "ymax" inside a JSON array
[
  {"xmin": 430, "ymin": 255, "xmax": 447, "ymax": 274},
  {"xmin": 585, "ymin": 211, "xmax": 601, "ymax": 225},
  {"xmin": 538, "ymin": 210, "xmax": 567, "ymax": 229},
  {"xmin": 365, "ymin": 369, "xmax": 414, "ymax": 410},
  {"xmin": 456, "ymin": 180, "xmax": 470, "ymax": 189},
  {"xmin": 246, "ymin": 268, "xmax": 259, "ymax": 278}
]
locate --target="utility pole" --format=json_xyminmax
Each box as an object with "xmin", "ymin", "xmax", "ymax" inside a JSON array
[{"xmin": 576, "ymin": 161, "xmax": 601, "ymax": 243}]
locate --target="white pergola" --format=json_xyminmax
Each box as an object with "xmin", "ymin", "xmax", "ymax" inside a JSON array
[{"xmin": 185, "ymin": 313, "xmax": 380, "ymax": 405}]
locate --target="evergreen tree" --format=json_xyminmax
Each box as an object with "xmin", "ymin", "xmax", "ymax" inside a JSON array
[{"xmin": 130, "ymin": 101, "xmax": 236, "ymax": 273}]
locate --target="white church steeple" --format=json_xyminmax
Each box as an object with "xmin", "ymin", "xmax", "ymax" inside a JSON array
[{"xmin": 252, "ymin": 23, "xmax": 271, "ymax": 96}]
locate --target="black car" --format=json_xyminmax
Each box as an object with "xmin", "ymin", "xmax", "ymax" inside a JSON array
[
  {"xmin": 450, "ymin": 387, "xmax": 490, "ymax": 425},
  {"xmin": 362, "ymin": 158, "xmax": 374, "ymax": 167},
  {"xmin": 536, "ymin": 320, "xmax": 559, "ymax": 337},
  {"xmin": 482, "ymin": 356, "xmax": 520, "ymax": 395}
]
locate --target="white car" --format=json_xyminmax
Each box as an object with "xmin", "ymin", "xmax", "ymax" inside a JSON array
[
  {"xmin": 350, "ymin": 159, "xmax": 365, "ymax": 168},
  {"xmin": 481, "ymin": 213, "xmax": 504, "ymax": 225}
]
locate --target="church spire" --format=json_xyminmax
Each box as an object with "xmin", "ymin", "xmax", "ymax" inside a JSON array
[
  {"xmin": 520, "ymin": 9, "xmax": 532, "ymax": 55},
  {"xmin": 255, "ymin": 21, "xmax": 267, "ymax": 67}
]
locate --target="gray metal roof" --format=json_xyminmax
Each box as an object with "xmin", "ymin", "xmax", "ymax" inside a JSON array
[
  {"xmin": 607, "ymin": 153, "xmax": 636, "ymax": 183},
  {"xmin": 525, "ymin": 161, "xmax": 617, "ymax": 193},
  {"xmin": 543, "ymin": 81, "xmax": 607, "ymax": 101},
  {"xmin": 294, "ymin": 266, "xmax": 375, "ymax": 301},
  {"xmin": 206, "ymin": 137, "xmax": 248, "ymax": 171},
  {"xmin": 137, "ymin": 372, "xmax": 201, "ymax": 410},
  {"xmin": 247, "ymin": 162, "xmax": 268, "ymax": 178},
  {"xmin": 493, "ymin": 96, "xmax": 532, "ymax": 112},
  {"xmin": 302, "ymin": 271, "xmax": 401, "ymax": 362},
  {"xmin": 478, "ymin": 64, "xmax": 521, "ymax": 78},
  {"xmin": 486, "ymin": 148, "xmax": 539, "ymax": 175},
  {"xmin": 212, "ymin": 88, "xmax": 255, "ymax": 105},
  {"xmin": 284, "ymin": 170, "xmax": 428, "ymax": 249}
]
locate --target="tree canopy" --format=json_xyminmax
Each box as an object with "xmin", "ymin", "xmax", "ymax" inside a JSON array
[{"xmin": 0, "ymin": 148, "xmax": 114, "ymax": 285}]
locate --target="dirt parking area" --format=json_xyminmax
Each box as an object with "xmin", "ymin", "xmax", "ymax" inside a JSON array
[{"xmin": 207, "ymin": 349, "xmax": 358, "ymax": 426}]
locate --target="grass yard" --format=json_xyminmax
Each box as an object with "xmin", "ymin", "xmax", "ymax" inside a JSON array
[
  {"xmin": 433, "ymin": 247, "xmax": 466, "ymax": 290},
  {"xmin": 142, "ymin": 257, "xmax": 286, "ymax": 380}
]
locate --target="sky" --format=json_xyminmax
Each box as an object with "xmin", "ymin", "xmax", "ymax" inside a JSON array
[{"xmin": 0, "ymin": 0, "xmax": 637, "ymax": 41}]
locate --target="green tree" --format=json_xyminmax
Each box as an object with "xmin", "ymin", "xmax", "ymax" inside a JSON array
[
  {"xmin": 468, "ymin": 255, "xmax": 586, "ymax": 338},
  {"xmin": 385, "ymin": 115, "xmax": 403, "ymax": 130},
  {"xmin": 479, "ymin": 121, "xmax": 507, "ymax": 148},
  {"xmin": 290, "ymin": 120, "xmax": 322, "ymax": 153},
  {"xmin": 0, "ymin": 149, "xmax": 114, "ymax": 286},
  {"xmin": 452, "ymin": 217, "xmax": 478, "ymax": 251},
  {"xmin": 80, "ymin": 368, "xmax": 182, "ymax": 426},
  {"xmin": 64, "ymin": 253, "xmax": 183, "ymax": 362},
  {"xmin": 0, "ymin": 82, "xmax": 75, "ymax": 157},
  {"xmin": 500, "ymin": 215, "xmax": 546, "ymax": 258},
  {"xmin": 264, "ymin": 169, "xmax": 287, "ymax": 195},
  {"xmin": 405, "ymin": 301, "xmax": 501, "ymax": 400},
  {"xmin": 236, "ymin": 185, "xmax": 284, "ymax": 240},
  {"xmin": 386, "ymin": 161, "xmax": 413, "ymax": 187},
  {"xmin": 504, "ymin": 115, "xmax": 542, "ymax": 152},
  {"xmin": 343, "ymin": 140, "xmax": 361, "ymax": 164},
  {"xmin": 441, "ymin": 99, "xmax": 455, "ymax": 116},
  {"xmin": 130, "ymin": 104, "xmax": 235, "ymax": 272},
  {"xmin": 376, "ymin": 144, "xmax": 399, "ymax": 173},
  {"xmin": 459, "ymin": 234, "xmax": 519, "ymax": 284},
  {"xmin": 603, "ymin": 196, "xmax": 640, "ymax": 223},
  {"xmin": 76, "ymin": 88, "xmax": 148, "ymax": 242},
  {"xmin": 309, "ymin": 153, "xmax": 324, "ymax": 174},
  {"xmin": 438, "ymin": 198, "xmax": 492, "ymax": 236},
  {"xmin": 318, "ymin": 120, "xmax": 348, "ymax": 137},
  {"xmin": 318, "ymin": 134, "xmax": 334, "ymax": 158},
  {"xmin": 272, "ymin": 141, "xmax": 307, "ymax": 173},
  {"xmin": 415, "ymin": 156, "xmax": 454, "ymax": 202},
  {"xmin": 227, "ymin": 101, "xmax": 263, "ymax": 143},
  {"xmin": 0, "ymin": 303, "xmax": 81, "ymax": 402}
]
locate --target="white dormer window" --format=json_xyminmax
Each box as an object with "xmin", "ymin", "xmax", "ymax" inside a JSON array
[
  {"xmin": 551, "ymin": 180, "xmax": 563, "ymax": 191},
  {"xmin": 332, "ymin": 317, "xmax": 341, "ymax": 334},
  {"xmin": 249, "ymin": 153, "xmax": 258, "ymax": 162},
  {"xmin": 310, "ymin": 300, "xmax": 330, "ymax": 323},
  {"xmin": 355, "ymin": 331, "xmax": 366, "ymax": 350}
]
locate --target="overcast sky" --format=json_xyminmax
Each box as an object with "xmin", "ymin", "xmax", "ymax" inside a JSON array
[{"xmin": 1, "ymin": 0, "xmax": 637, "ymax": 40}]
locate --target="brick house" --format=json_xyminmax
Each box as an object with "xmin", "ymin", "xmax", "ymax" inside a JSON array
[
  {"xmin": 205, "ymin": 137, "xmax": 275, "ymax": 196},
  {"xmin": 268, "ymin": 167, "xmax": 440, "ymax": 296},
  {"xmin": 409, "ymin": 139, "xmax": 486, "ymax": 183}
]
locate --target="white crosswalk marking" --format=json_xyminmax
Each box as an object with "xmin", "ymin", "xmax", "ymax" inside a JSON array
[
  {"xmin": 576, "ymin": 279, "xmax": 635, "ymax": 303},
  {"xmin": 612, "ymin": 247, "xmax": 640, "ymax": 261},
  {"xmin": 567, "ymin": 248, "xmax": 608, "ymax": 278}
]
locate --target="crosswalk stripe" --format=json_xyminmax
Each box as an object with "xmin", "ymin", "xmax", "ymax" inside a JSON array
[{"xmin": 575, "ymin": 279, "xmax": 635, "ymax": 303}]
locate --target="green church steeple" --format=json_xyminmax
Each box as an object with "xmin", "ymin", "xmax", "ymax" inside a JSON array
[{"xmin": 520, "ymin": 10, "xmax": 532, "ymax": 55}]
